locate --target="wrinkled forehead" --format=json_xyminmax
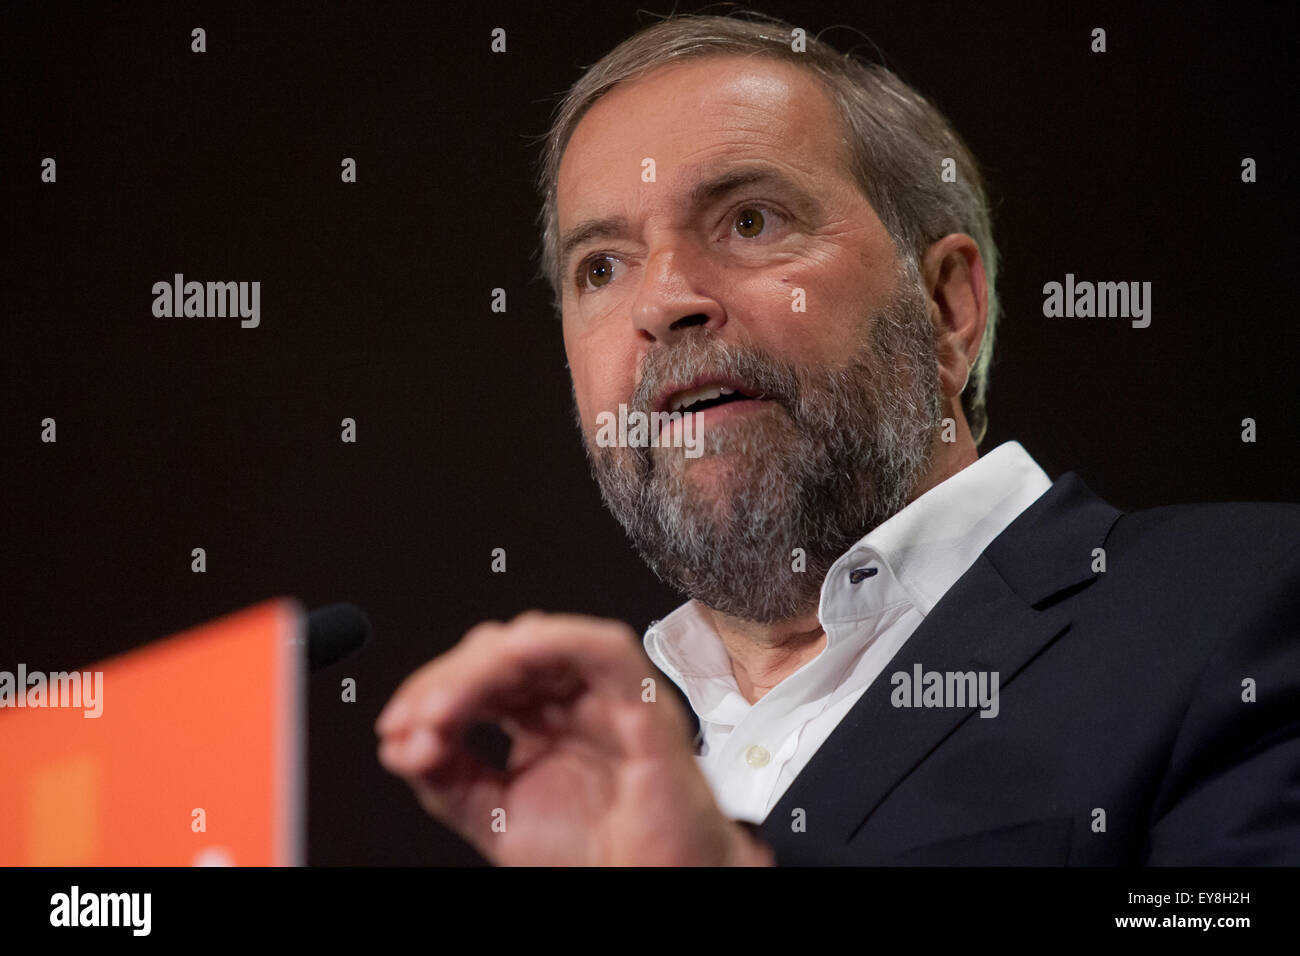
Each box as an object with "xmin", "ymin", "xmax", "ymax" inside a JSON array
[{"xmin": 556, "ymin": 56, "xmax": 850, "ymax": 225}]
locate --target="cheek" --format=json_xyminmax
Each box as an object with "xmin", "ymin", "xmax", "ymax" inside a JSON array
[
  {"xmin": 740, "ymin": 263, "xmax": 868, "ymax": 366},
  {"xmin": 564, "ymin": 323, "xmax": 634, "ymax": 429}
]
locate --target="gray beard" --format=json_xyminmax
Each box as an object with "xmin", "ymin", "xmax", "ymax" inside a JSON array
[{"xmin": 576, "ymin": 263, "xmax": 943, "ymax": 623}]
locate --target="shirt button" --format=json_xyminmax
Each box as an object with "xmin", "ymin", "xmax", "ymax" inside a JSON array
[{"xmin": 745, "ymin": 745, "xmax": 771, "ymax": 768}]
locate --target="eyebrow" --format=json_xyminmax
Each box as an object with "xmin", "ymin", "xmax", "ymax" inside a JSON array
[{"xmin": 557, "ymin": 165, "xmax": 815, "ymax": 276}]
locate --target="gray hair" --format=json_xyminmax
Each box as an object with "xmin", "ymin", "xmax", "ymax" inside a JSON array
[{"xmin": 533, "ymin": 10, "xmax": 1000, "ymax": 446}]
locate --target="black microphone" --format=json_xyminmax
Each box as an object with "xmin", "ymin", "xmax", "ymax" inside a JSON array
[{"xmin": 306, "ymin": 603, "xmax": 371, "ymax": 672}]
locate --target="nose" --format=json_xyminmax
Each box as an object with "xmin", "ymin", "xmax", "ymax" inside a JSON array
[{"xmin": 630, "ymin": 243, "xmax": 726, "ymax": 343}]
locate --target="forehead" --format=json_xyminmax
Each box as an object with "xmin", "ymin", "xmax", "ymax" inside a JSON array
[{"xmin": 557, "ymin": 55, "xmax": 850, "ymax": 224}]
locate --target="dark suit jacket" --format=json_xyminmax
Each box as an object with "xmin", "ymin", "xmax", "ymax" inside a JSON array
[{"xmin": 681, "ymin": 471, "xmax": 1300, "ymax": 865}]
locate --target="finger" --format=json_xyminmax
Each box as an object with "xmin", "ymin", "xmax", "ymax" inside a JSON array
[
  {"xmin": 375, "ymin": 620, "xmax": 507, "ymax": 734},
  {"xmin": 379, "ymin": 733, "xmax": 508, "ymax": 852},
  {"xmin": 403, "ymin": 614, "xmax": 647, "ymax": 739},
  {"xmin": 380, "ymin": 613, "xmax": 646, "ymax": 742}
]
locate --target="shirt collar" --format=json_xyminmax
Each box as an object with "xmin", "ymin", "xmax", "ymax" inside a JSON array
[
  {"xmin": 644, "ymin": 441, "xmax": 1052, "ymax": 693},
  {"xmin": 824, "ymin": 439, "xmax": 1052, "ymax": 620}
]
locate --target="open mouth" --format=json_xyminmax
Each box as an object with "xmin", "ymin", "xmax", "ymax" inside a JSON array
[
  {"xmin": 652, "ymin": 381, "xmax": 775, "ymax": 444},
  {"xmin": 670, "ymin": 385, "xmax": 752, "ymax": 415}
]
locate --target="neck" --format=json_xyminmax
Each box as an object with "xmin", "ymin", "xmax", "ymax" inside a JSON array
[{"xmin": 707, "ymin": 421, "xmax": 978, "ymax": 704}]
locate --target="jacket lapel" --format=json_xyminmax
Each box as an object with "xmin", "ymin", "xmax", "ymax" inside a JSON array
[{"xmin": 758, "ymin": 471, "xmax": 1122, "ymax": 857}]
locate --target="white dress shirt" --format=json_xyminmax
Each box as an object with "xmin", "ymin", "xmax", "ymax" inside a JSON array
[{"xmin": 642, "ymin": 440, "xmax": 1054, "ymax": 823}]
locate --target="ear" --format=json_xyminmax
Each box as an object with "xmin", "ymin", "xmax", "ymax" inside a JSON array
[{"xmin": 920, "ymin": 234, "xmax": 988, "ymax": 401}]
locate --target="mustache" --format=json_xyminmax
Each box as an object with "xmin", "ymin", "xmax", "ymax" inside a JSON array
[{"xmin": 627, "ymin": 335, "xmax": 801, "ymax": 415}]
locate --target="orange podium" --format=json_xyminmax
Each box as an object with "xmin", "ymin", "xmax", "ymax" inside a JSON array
[{"xmin": 0, "ymin": 598, "xmax": 305, "ymax": 866}]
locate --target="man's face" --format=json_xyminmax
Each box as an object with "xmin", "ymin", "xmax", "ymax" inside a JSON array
[{"xmin": 555, "ymin": 55, "xmax": 942, "ymax": 622}]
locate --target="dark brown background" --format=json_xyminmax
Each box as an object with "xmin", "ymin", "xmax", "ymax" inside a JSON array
[{"xmin": 2, "ymin": 0, "xmax": 1295, "ymax": 864}]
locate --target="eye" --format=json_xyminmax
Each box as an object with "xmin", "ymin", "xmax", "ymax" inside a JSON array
[
  {"xmin": 577, "ymin": 254, "xmax": 617, "ymax": 293},
  {"xmin": 729, "ymin": 203, "xmax": 787, "ymax": 241},
  {"xmin": 734, "ymin": 206, "xmax": 767, "ymax": 238}
]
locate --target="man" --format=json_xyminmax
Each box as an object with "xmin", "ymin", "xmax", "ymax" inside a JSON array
[{"xmin": 375, "ymin": 13, "xmax": 1300, "ymax": 865}]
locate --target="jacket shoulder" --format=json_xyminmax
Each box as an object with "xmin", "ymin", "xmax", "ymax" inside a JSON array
[{"xmin": 1102, "ymin": 496, "xmax": 1300, "ymax": 566}]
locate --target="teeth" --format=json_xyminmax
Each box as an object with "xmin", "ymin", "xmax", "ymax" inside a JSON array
[{"xmin": 669, "ymin": 384, "xmax": 725, "ymax": 412}]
